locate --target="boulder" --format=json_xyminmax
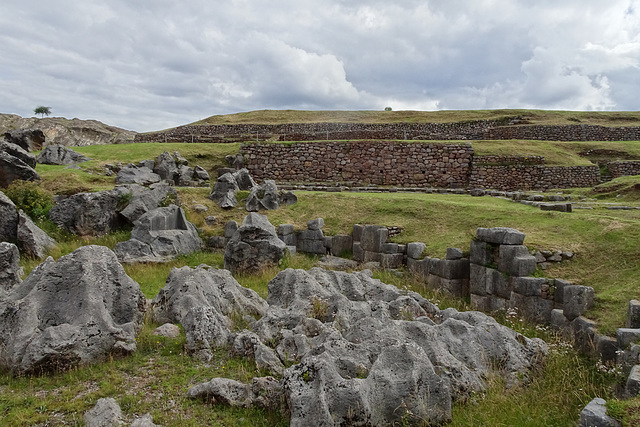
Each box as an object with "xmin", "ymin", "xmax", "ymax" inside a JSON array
[
  {"xmin": 17, "ymin": 209, "xmax": 56, "ymax": 259},
  {"xmin": 49, "ymin": 187, "xmax": 130, "ymax": 236},
  {"xmin": 153, "ymin": 151, "xmax": 178, "ymax": 182},
  {"xmin": 0, "ymin": 246, "xmax": 146, "ymax": 375},
  {"xmin": 83, "ymin": 397, "xmax": 123, "ymax": 427},
  {"xmin": 245, "ymin": 180, "xmax": 280, "ymax": 211},
  {"xmin": 114, "ymin": 205, "xmax": 202, "ymax": 263},
  {"xmin": 209, "ymin": 172, "xmax": 239, "ymax": 209},
  {"xmin": 193, "ymin": 165, "xmax": 210, "ymax": 181},
  {"xmin": 476, "ymin": 227, "xmax": 526, "ymax": 245},
  {"xmin": 189, "ymin": 376, "xmax": 282, "ymax": 411},
  {"xmin": 36, "ymin": 144, "xmax": 91, "ymax": 165},
  {"xmin": 224, "ymin": 213, "xmax": 286, "ymax": 274},
  {"xmin": 316, "ymin": 255, "xmax": 359, "ymax": 271},
  {"xmin": 232, "ymin": 168, "xmax": 257, "ymax": 191},
  {"xmin": 119, "ymin": 182, "xmax": 180, "ymax": 224},
  {"xmin": 151, "ymin": 323, "xmax": 181, "ymax": 338},
  {"xmin": 115, "ymin": 164, "xmax": 161, "ymax": 186},
  {"xmin": 0, "ymin": 150, "xmax": 40, "ymax": 188},
  {"xmin": 0, "ymin": 190, "xmax": 19, "ymax": 241},
  {"xmin": 225, "ymin": 153, "xmax": 245, "ymax": 169},
  {"xmin": 579, "ymin": 397, "xmax": 621, "ymax": 427},
  {"xmin": 3, "ymin": 128, "xmax": 45, "ymax": 151},
  {"xmin": 0, "ymin": 242, "xmax": 21, "ymax": 296},
  {"xmin": 279, "ymin": 190, "xmax": 298, "ymax": 206},
  {"xmin": 1, "ymin": 141, "xmax": 36, "ymax": 168}
]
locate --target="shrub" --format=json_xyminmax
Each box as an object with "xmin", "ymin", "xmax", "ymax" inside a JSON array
[{"xmin": 4, "ymin": 180, "xmax": 54, "ymax": 220}]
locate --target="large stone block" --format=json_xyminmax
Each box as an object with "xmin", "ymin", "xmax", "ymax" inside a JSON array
[
  {"xmin": 331, "ymin": 234, "xmax": 352, "ymax": 257},
  {"xmin": 550, "ymin": 309, "xmax": 570, "ymax": 331},
  {"xmin": 579, "ymin": 397, "xmax": 622, "ymax": 427},
  {"xmin": 406, "ymin": 242, "xmax": 426, "ymax": 260},
  {"xmin": 553, "ymin": 279, "xmax": 572, "ymax": 304},
  {"xmin": 476, "ymin": 227, "xmax": 526, "ymax": 245},
  {"xmin": 469, "ymin": 239, "xmax": 496, "ymax": 267},
  {"xmin": 563, "ymin": 285, "xmax": 595, "ymax": 321},
  {"xmin": 439, "ymin": 259, "xmax": 469, "ymax": 280},
  {"xmin": 307, "ymin": 218, "xmax": 325, "ymax": 230},
  {"xmin": 352, "ymin": 242, "xmax": 364, "ymax": 263},
  {"xmin": 352, "ymin": 224, "xmax": 363, "ymax": 242},
  {"xmin": 509, "ymin": 293, "xmax": 553, "ymax": 324},
  {"xmin": 572, "ymin": 316, "xmax": 598, "ymax": 354},
  {"xmin": 360, "ymin": 225, "xmax": 388, "ymax": 252},
  {"xmin": 498, "ymin": 245, "xmax": 537, "ymax": 277},
  {"xmin": 617, "ymin": 328, "xmax": 640, "ymax": 349},
  {"xmin": 381, "ymin": 243, "xmax": 399, "ymax": 254},
  {"xmin": 627, "ymin": 365, "xmax": 640, "ymax": 398},
  {"xmin": 512, "ymin": 277, "xmax": 545, "ymax": 297},
  {"xmin": 364, "ymin": 251, "xmax": 382, "ymax": 263},
  {"xmin": 380, "ymin": 253, "xmax": 403, "ymax": 269},
  {"xmin": 626, "ymin": 300, "xmax": 640, "ymax": 329},
  {"xmin": 440, "ymin": 278, "xmax": 468, "ymax": 298},
  {"xmin": 469, "ymin": 263, "xmax": 488, "ymax": 296}
]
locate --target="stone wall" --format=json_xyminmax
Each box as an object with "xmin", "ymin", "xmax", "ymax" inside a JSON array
[
  {"xmin": 241, "ymin": 141, "xmax": 474, "ymax": 188},
  {"xmin": 468, "ymin": 164, "xmax": 601, "ymax": 191},
  {"xmin": 609, "ymin": 160, "xmax": 640, "ymax": 178},
  {"xmin": 135, "ymin": 121, "xmax": 640, "ymax": 143}
]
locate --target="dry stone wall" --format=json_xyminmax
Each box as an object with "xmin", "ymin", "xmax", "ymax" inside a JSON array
[
  {"xmin": 487, "ymin": 124, "xmax": 640, "ymax": 141},
  {"xmin": 609, "ymin": 160, "xmax": 640, "ymax": 178},
  {"xmin": 468, "ymin": 164, "xmax": 601, "ymax": 191},
  {"xmin": 242, "ymin": 141, "xmax": 473, "ymax": 188}
]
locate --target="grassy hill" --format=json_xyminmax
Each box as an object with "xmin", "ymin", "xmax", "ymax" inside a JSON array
[{"xmin": 191, "ymin": 109, "xmax": 640, "ymax": 126}]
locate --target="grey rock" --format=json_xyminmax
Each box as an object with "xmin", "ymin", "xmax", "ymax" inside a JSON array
[
  {"xmin": 130, "ymin": 413, "xmax": 160, "ymax": 427},
  {"xmin": 1, "ymin": 141, "xmax": 36, "ymax": 168},
  {"xmin": 183, "ymin": 306, "xmax": 233, "ymax": 362},
  {"xmin": 36, "ymin": 144, "xmax": 90, "ymax": 165},
  {"xmin": 188, "ymin": 376, "xmax": 282, "ymax": 411},
  {"xmin": 0, "ymin": 150, "xmax": 40, "ymax": 188},
  {"xmin": 204, "ymin": 215, "xmax": 217, "ymax": 225},
  {"xmin": 207, "ymin": 236, "xmax": 227, "ymax": 249},
  {"xmin": 209, "ymin": 172, "xmax": 239, "ymax": 209},
  {"xmin": 115, "ymin": 205, "xmax": 202, "ymax": 263},
  {"xmin": 626, "ymin": 365, "xmax": 640, "ymax": 398},
  {"xmin": 17, "ymin": 209, "xmax": 56, "ymax": 259},
  {"xmin": 231, "ymin": 331, "xmax": 285, "ymax": 375},
  {"xmin": 224, "ymin": 220, "xmax": 238, "ymax": 238},
  {"xmin": 476, "ymin": 227, "xmax": 525, "ymax": 245},
  {"xmin": 307, "ymin": 218, "xmax": 324, "ymax": 230},
  {"xmin": 137, "ymin": 159, "xmax": 155, "ymax": 170},
  {"xmin": 446, "ymin": 247, "xmax": 464, "ymax": 260},
  {"xmin": 49, "ymin": 187, "xmax": 130, "ymax": 236},
  {"xmin": 470, "ymin": 188, "xmax": 485, "ymax": 197},
  {"xmin": 0, "ymin": 242, "xmax": 21, "ymax": 296},
  {"xmin": 352, "ymin": 224, "xmax": 363, "ymax": 242},
  {"xmin": 176, "ymin": 164, "xmax": 194, "ymax": 186},
  {"xmin": 4, "ymin": 128, "xmax": 45, "ymax": 151},
  {"xmin": 192, "ymin": 204, "xmax": 208, "ymax": 213},
  {"xmin": 224, "ymin": 213, "xmax": 286, "ymax": 274},
  {"xmin": 360, "ymin": 225, "xmax": 388, "ymax": 252},
  {"xmin": 231, "ymin": 168, "xmax": 257, "ymax": 191},
  {"xmin": 498, "ymin": 245, "xmax": 537, "ymax": 277},
  {"xmin": 119, "ymin": 183, "xmax": 180, "ymax": 224},
  {"xmin": 115, "ymin": 164, "xmax": 161, "ymax": 186},
  {"xmin": 563, "ymin": 285, "xmax": 595, "ymax": 321},
  {"xmin": 279, "ymin": 190, "xmax": 298, "ymax": 206},
  {"xmin": 151, "ymin": 264, "xmax": 267, "ymax": 325},
  {"xmin": 579, "ymin": 397, "xmax": 621, "ymax": 427},
  {"xmin": 193, "ymin": 165, "xmax": 210, "ymax": 181},
  {"xmin": 246, "ymin": 180, "xmax": 280, "ymax": 211},
  {"xmin": 225, "ymin": 153, "xmax": 246, "ymax": 169},
  {"xmin": 330, "ymin": 234, "xmax": 352, "ymax": 257},
  {"xmin": 626, "ymin": 300, "xmax": 640, "ymax": 329},
  {"xmin": 151, "ymin": 323, "xmax": 181, "ymax": 338},
  {"xmin": 153, "ymin": 151, "xmax": 178, "ymax": 182},
  {"xmin": 617, "ymin": 328, "xmax": 640, "ymax": 349},
  {"xmin": 84, "ymin": 397, "xmax": 123, "ymax": 427},
  {"xmin": 0, "ymin": 246, "xmax": 146, "ymax": 375},
  {"xmin": 0, "ymin": 190, "xmax": 19, "ymax": 241}
]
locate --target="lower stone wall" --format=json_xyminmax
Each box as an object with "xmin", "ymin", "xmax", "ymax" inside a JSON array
[
  {"xmin": 609, "ymin": 160, "xmax": 640, "ymax": 178},
  {"xmin": 468, "ymin": 164, "xmax": 601, "ymax": 191},
  {"xmin": 241, "ymin": 141, "xmax": 473, "ymax": 188}
]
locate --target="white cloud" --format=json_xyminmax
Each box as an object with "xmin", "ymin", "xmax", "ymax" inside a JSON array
[{"xmin": 0, "ymin": 0, "xmax": 638, "ymax": 131}]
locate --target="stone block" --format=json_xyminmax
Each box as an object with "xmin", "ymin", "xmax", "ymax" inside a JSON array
[
  {"xmin": 563, "ymin": 285, "xmax": 595, "ymax": 321},
  {"xmin": 476, "ymin": 227, "xmax": 526, "ymax": 245},
  {"xmin": 579, "ymin": 397, "xmax": 622, "ymax": 427},
  {"xmin": 397, "ymin": 244, "xmax": 406, "ymax": 255},
  {"xmin": 446, "ymin": 247, "xmax": 463, "ymax": 260},
  {"xmin": 278, "ymin": 224, "xmax": 295, "ymax": 236},
  {"xmin": 224, "ymin": 221, "xmax": 238, "ymax": 239},
  {"xmin": 510, "ymin": 293, "xmax": 553, "ymax": 324},
  {"xmin": 441, "ymin": 278, "xmax": 468, "ymax": 298},
  {"xmin": 550, "ymin": 309, "xmax": 570, "ymax": 331},
  {"xmin": 280, "ymin": 233, "xmax": 296, "ymax": 246},
  {"xmin": 628, "ymin": 366, "xmax": 640, "ymax": 397},
  {"xmin": 469, "ymin": 264, "xmax": 488, "ymax": 296},
  {"xmin": 381, "ymin": 243, "xmax": 399, "ymax": 254},
  {"xmin": 360, "ymin": 225, "xmax": 388, "ymax": 252},
  {"xmin": 440, "ymin": 259, "xmax": 470, "ymax": 280},
  {"xmin": 596, "ymin": 335, "xmax": 619, "ymax": 363},
  {"xmin": 298, "ymin": 239, "xmax": 326, "ymax": 255},
  {"xmin": 426, "ymin": 274, "xmax": 441, "ymax": 290},
  {"xmin": 428, "ymin": 258, "xmax": 443, "ymax": 277},
  {"xmin": 406, "ymin": 242, "xmax": 426, "ymax": 259},
  {"xmin": 408, "ymin": 257, "xmax": 430, "ymax": 277},
  {"xmin": 469, "ymin": 239, "xmax": 496, "ymax": 267},
  {"xmin": 353, "ymin": 242, "xmax": 364, "ymax": 263},
  {"xmin": 627, "ymin": 300, "xmax": 640, "ymax": 329},
  {"xmin": 363, "ymin": 251, "xmax": 381, "ymax": 263},
  {"xmin": 297, "ymin": 229, "xmax": 324, "ymax": 241},
  {"xmin": 307, "ymin": 218, "xmax": 325, "ymax": 230},
  {"xmin": 512, "ymin": 277, "xmax": 545, "ymax": 297},
  {"xmin": 380, "ymin": 253, "xmax": 403, "ymax": 269},
  {"xmin": 331, "ymin": 234, "xmax": 352, "ymax": 257},
  {"xmin": 324, "ymin": 236, "xmax": 333, "ymax": 249},
  {"xmin": 487, "ymin": 295, "xmax": 508, "ymax": 312},
  {"xmin": 498, "ymin": 245, "xmax": 537, "ymax": 277},
  {"xmin": 352, "ymin": 224, "xmax": 363, "ymax": 242},
  {"xmin": 572, "ymin": 316, "xmax": 598, "ymax": 354},
  {"xmin": 470, "ymin": 294, "xmax": 489, "ymax": 311},
  {"xmin": 286, "ymin": 246, "xmax": 297, "ymax": 256},
  {"xmin": 617, "ymin": 328, "xmax": 640, "ymax": 349},
  {"xmin": 207, "ymin": 236, "xmax": 227, "ymax": 249},
  {"xmin": 554, "ymin": 279, "xmax": 572, "ymax": 304}
]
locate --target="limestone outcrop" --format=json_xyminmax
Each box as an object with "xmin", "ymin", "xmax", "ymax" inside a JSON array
[
  {"xmin": 36, "ymin": 144, "xmax": 91, "ymax": 165},
  {"xmin": 0, "ymin": 245, "xmax": 146, "ymax": 375}
]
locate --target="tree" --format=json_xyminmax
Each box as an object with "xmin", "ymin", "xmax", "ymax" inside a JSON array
[
  {"xmin": 34, "ymin": 106, "xmax": 51, "ymax": 118},
  {"xmin": 384, "ymin": 106, "xmax": 392, "ymax": 111}
]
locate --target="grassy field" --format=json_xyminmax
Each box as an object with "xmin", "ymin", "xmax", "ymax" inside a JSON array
[
  {"xmin": 4, "ymin": 138, "xmax": 640, "ymax": 425},
  {"xmin": 191, "ymin": 109, "xmax": 640, "ymax": 127}
]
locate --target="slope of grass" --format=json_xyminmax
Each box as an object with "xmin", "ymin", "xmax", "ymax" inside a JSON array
[{"xmin": 191, "ymin": 109, "xmax": 640, "ymax": 127}]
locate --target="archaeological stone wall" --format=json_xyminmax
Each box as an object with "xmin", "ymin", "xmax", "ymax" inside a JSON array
[
  {"xmin": 608, "ymin": 160, "xmax": 640, "ymax": 178},
  {"xmin": 241, "ymin": 141, "xmax": 474, "ymax": 188},
  {"xmin": 135, "ymin": 121, "xmax": 640, "ymax": 143},
  {"xmin": 468, "ymin": 164, "xmax": 601, "ymax": 191}
]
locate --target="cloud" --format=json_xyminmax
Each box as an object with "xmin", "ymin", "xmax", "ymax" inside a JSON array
[{"xmin": 0, "ymin": 1, "xmax": 638, "ymax": 131}]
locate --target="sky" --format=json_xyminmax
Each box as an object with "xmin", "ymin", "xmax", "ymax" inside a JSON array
[{"xmin": 1, "ymin": 1, "xmax": 639, "ymax": 132}]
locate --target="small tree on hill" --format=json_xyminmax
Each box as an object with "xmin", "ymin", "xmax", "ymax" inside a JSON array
[{"xmin": 34, "ymin": 106, "xmax": 51, "ymax": 118}]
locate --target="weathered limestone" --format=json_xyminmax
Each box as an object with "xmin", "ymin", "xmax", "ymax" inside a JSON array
[
  {"xmin": 115, "ymin": 164, "xmax": 161, "ymax": 186},
  {"xmin": 209, "ymin": 172, "xmax": 239, "ymax": 209},
  {"xmin": 0, "ymin": 246, "xmax": 146, "ymax": 375},
  {"xmin": 224, "ymin": 213, "xmax": 286, "ymax": 274},
  {"xmin": 0, "ymin": 150, "xmax": 40, "ymax": 188},
  {"xmin": 579, "ymin": 398, "xmax": 622, "ymax": 427},
  {"xmin": 36, "ymin": 144, "xmax": 91, "ymax": 165},
  {"xmin": 0, "ymin": 242, "xmax": 21, "ymax": 295}
]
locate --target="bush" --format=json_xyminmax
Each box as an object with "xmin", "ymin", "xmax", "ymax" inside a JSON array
[{"xmin": 4, "ymin": 180, "xmax": 54, "ymax": 220}]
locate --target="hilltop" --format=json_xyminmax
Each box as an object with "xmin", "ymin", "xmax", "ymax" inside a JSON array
[{"xmin": 0, "ymin": 113, "xmax": 136, "ymax": 146}]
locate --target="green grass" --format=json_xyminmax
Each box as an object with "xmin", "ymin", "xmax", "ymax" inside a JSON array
[{"xmin": 190, "ymin": 109, "xmax": 640, "ymax": 127}]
